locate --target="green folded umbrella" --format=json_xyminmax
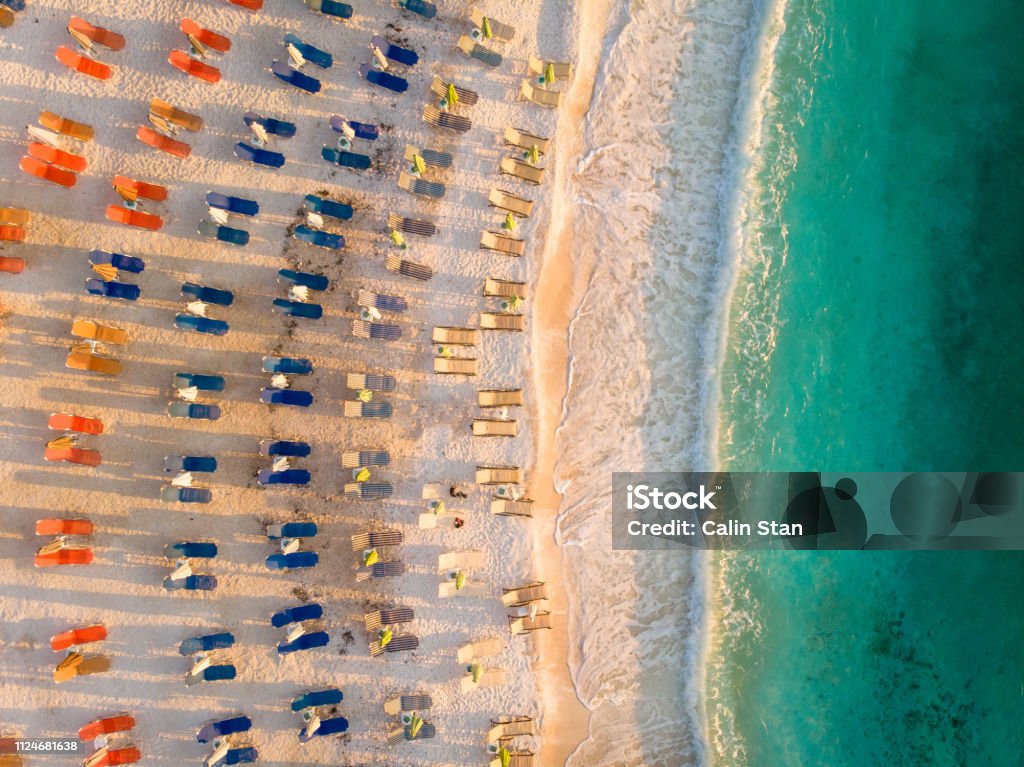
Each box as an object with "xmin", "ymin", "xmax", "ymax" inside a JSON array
[
  {"xmin": 379, "ymin": 627, "xmax": 392, "ymax": 647},
  {"xmin": 412, "ymin": 154, "xmax": 426, "ymax": 175},
  {"xmin": 390, "ymin": 229, "xmax": 406, "ymax": 248},
  {"xmin": 470, "ymin": 662, "xmax": 482, "ymax": 683},
  {"xmin": 447, "ymin": 83, "xmax": 459, "ymax": 106},
  {"xmin": 544, "ymin": 62, "xmax": 555, "ymax": 84},
  {"xmin": 356, "ymin": 388, "xmax": 373, "ymax": 402},
  {"xmin": 408, "ymin": 713, "xmax": 424, "ymax": 738},
  {"xmin": 438, "ymin": 345, "xmax": 453, "ymax": 359},
  {"xmin": 433, "ymin": 500, "xmax": 446, "ymax": 515},
  {"xmin": 363, "ymin": 549, "xmax": 379, "ymax": 566},
  {"xmin": 527, "ymin": 144, "xmax": 541, "ymax": 165},
  {"xmin": 506, "ymin": 295, "xmax": 524, "ymax": 311},
  {"xmin": 355, "ymin": 467, "xmax": 371, "ymax": 482},
  {"xmin": 455, "ymin": 571, "xmax": 467, "ymax": 590},
  {"xmin": 499, "ymin": 747, "xmax": 511, "ymax": 767},
  {"xmin": 502, "ymin": 212, "xmax": 516, "ymax": 231},
  {"xmin": 481, "ymin": 17, "xmax": 492, "ymax": 39}
]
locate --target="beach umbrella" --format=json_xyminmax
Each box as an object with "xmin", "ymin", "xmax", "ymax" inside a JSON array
[
  {"xmin": 527, "ymin": 144, "xmax": 541, "ymax": 166},
  {"xmin": 447, "ymin": 83, "xmax": 459, "ymax": 106},
  {"xmin": 355, "ymin": 467, "xmax": 371, "ymax": 482},
  {"xmin": 270, "ymin": 373, "xmax": 290, "ymax": 389},
  {"xmin": 91, "ymin": 263, "xmax": 118, "ymax": 281},
  {"xmin": 432, "ymin": 500, "xmax": 446, "ymax": 515},
  {"xmin": 363, "ymin": 549, "xmax": 379, "ymax": 567},
  {"xmin": 356, "ymin": 388, "xmax": 373, "ymax": 402},
  {"xmin": 469, "ymin": 662, "xmax": 482, "ymax": 683},
  {"xmin": 186, "ymin": 301, "xmax": 208, "ymax": 318},
  {"xmin": 287, "ymin": 43, "xmax": 306, "ymax": 70},
  {"xmin": 544, "ymin": 62, "xmax": 555, "ymax": 84},
  {"xmin": 412, "ymin": 154, "xmax": 426, "ymax": 175},
  {"xmin": 47, "ymin": 436, "xmax": 75, "ymax": 450},
  {"xmin": 177, "ymin": 386, "xmax": 199, "ymax": 402},
  {"xmin": 372, "ymin": 45, "xmax": 389, "ymax": 71},
  {"xmin": 481, "ymin": 17, "xmax": 493, "ymax": 39},
  {"xmin": 379, "ymin": 627, "xmax": 392, "ymax": 648},
  {"xmin": 499, "ymin": 746, "xmax": 512, "ymax": 767},
  {"xmin": 171, "ymin": 472, "xmax": 194, "ymax": 487},
  {"xmin": 502, "ymin": 212, "xmax": 517, "ymax": 231},
  {"xmin": 438, "ymin": 345, "xmax": 453, "ymax": 359},
  {"xmin": 289, "ymin": 285, "xmax": 310, "ymax": 302},
  {"xmin": 70, "ymin": 342, "xmax": 94, "ymax": 354},
  {"xmin": 505, "ymin": 295, "xmax": 524, "ymax": 311},
  {"xmin": 390, "ymin": 229, "xmax": 407, "ymax": 249},
  {"xmin": 455, "ymin": 571, "xmax": 467, "ymax": 590},
  {"xmin": 408, "ymin": 713, "xmax": 424, "ymax": 738},
  {"xmin": 272, "ymin": 456, "xmax": 291, "ymax": 472}
]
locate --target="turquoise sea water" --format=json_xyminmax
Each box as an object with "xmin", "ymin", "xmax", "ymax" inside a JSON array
[{"xmin": 709, "ymin": 0, "xmax": 1024, "ymax": 764}]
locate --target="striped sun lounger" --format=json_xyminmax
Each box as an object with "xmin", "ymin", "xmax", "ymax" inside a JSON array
[
  {"xmin": 488, "ymin": 188, "xmax": 534, "ymax": 217},
  {"xmin": 481, "ymin": 231, "xmax": 526, "ymax": 256},
  {"xmin": 370, "ymin": 633, "xmax": 419, "ymax": 657},
  {"xmin": 432, "ymin": 327, "xmax": 479, "ymax": 346},
  {"xmin": 484, "ymin": 278, "xmax": 528, "ymax": 298},
  {"xmin": 476, "ymin": 466, "xmax": 522, "ymax": 484},
  {"xmin": 403, "ymin": 144, "xmax": 452, "ymax": 168},
  {"xmin": 470, "ymin": 9, "xmax": 515, "ymax": 41},
  {"xmin": 358, "ymin": 289, "xmax": 408, "ymax": 313},
  {"xmin": 351, "ymin": 529, "xmax": 404, "ymax": 550},
  {"xmin": 500, "ymin": 157, "xmax": 545, "ymax": 185},
  {"xmin": 345, "ymin": 481, "xmax": 393, "ymax": 500},
  {"xmin": 509, "ymin": 612, "xmax": 553, "ymax": 634},
  {"xmin": 501, "ymin": 582, "xmax": 547, "ymax": 606},
  {"xmin": 388, "ymin": 213, "xmax": 437, "ymax": 237},
  {"xmin": 383, "ymin": 694, "xmax": 432, "ymax": 716},
  {"xmin": 398, "ymin": 171, "xmax": 445, "ymax": 199},
  {"xmin": 431, "ymin": 76, "xmax": 478, "ymax": 105},
  {"xmin": 504, "ymin": 126, "xmax": 550, "ymax": 154},
  {"xmin": 386, "ymin": 721, "xmax": 435, "ymax": 745},
  {"xmin": 355, "ymin": 560, "xmax": 405, "ymax": 580},
  {"xmin": 434, "ymin": 357, "xmax": 478, "ymax": 375},
  {"xmin": 456, "ymin": 35, "xmax": 502, "ymax": 67},
  {"xmin": 352, "ymin": 319, "xmax": 402, "ymax": 341},
  {"xmin": 347, "ymin": 372, "xmax": 396, "ymax": 392},
  {"xmin": 342, "ymin": 450, "xmax": 390, "ymax": 469},
  {"xmin": 488, "ymin": 716, "xmax": 536, "ymax": 741},
  {"xmin": 344, "ymin": 401, "xmax": 393, "ymax": 418},
  {"xmin": 481, "ymin": 312, "xmax": 526, "ymax": 331},
  {"xmin": 364, "ymin": 607, "xmax": 415, "ymax": 632},
  {"xmin": 422, "ymin": 105, "xmax": 472, "ymax": 133},
  {"xmin": 386, "ymin": 254, "xmax": 433, "ymax": 280}
]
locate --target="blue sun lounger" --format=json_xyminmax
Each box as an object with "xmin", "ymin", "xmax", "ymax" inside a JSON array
[
  {"xmin": 164, "ymin": 574, "xmax": 217, "ymax": 591},
  {"xmin": 0, "ymin": 0, "xmax": 26, "ymax": 11},
  {"xmin": 370, "ymin": 35, "xmax": 418, "ymax": 67},
  {"xmin": 168, "ymin": 401, "xmax": 222, "ymax": 420},
  {"xmin": 182, "ymin": 282, "xmax": 234, "ymax": 306},
  {"xmin": 279, "ymin": 269, "xmax": 329, "ymax": 292},
  {"xmin": 293, "ymin": 224, "xmax": 344, "ymax": 250},
  {"xmin": 263, "ymin": 356, "xmax": 313, "ymax": 375},
  {"xmin": 271, "ymin": 61, "xmax": 322, "ymax": 94},
  {"xmin": 272, "ymin": 299, "xmax": 323, "ymax": 319},
  {"xmin": 235, "ymin": 142, "xmax": 285, "ymax": 168},
  {"xmin": 344, "ymin": 481, "xmax": 393, "ymax": 500},
  {"xmin": 90, "ymin": 249, "xmax": 145, "ymax": 273},
  {"xmin": 292, "ymin": 688, "xmax": 342, "ymax": 711},
  {"xmin": 284, "ymin": 33, "xmax": 333, "ymax": 69},
  {"xmin": 165, "ymin": 455, "xmax": 218, "ymax": 473},
  {"xmin": 352, "ymin": 319, "xmax": 402, "ymax": 341},
  {"xmin": 260, "ymin": 439, "xmax": 311, "ymax": 457},
  {"xmin": 267, "ymin": 522, "xmax": 318, "ymax": 540},
  {"xmin": 258, "ymin": 468, "xmax": 312, "ymax": 486},
  {"xmin": 244, "ymin": 111, "xmax": 297, "ymax": 138},
  {"xmin": 165, "ymin": 541, "xmax": 218, "ymax": 558},
  {"xmin": 344, "ymin": 450, "xmax": 390, "ymax": 468},
  {"xmin": 396, "ymin": 0, "xmax": 436, "ymax": 19},
  {"xmin": 272, "ymin": 602, "xmax": 322, "ymax": 628},
  {"xmin": 260, "ymin": 388, "xmax": 313, "ymax": 407},
  {"xmin": 161, "ymin": 486, "xmax": 213, "ymax": 504},
  {"xmin": 86, "ymin": 278, "xmax": 140, "ymax": 301},
  {"xmin": 198, "ymin": 219, "xmax": 249, "ymax": 246},
  {"xmin": 175, "ymin": 314, "xmax": 230, "ymax": 336},
  {"xmin": 359, "ymin": 64, "xmax": 408, "ymax": 93},
  {"xmin": 321, "ymin": 146, "xmax": 371, "ymax": 170},
  {"xmin": 207, "ymin": 192, "xmax": 260, "ymax": 217},
  {"xmin": 329, "ymin": 115, "xmax": 379, "ymax": 140},
  {"xmin": 267, "ymin": 551, "xmax": 319, "ymax": 570},
  {"xmin": 197, "ymin": 716, "xmax": 252, "ymax": 744},
  {"xmin": 193, "ymin": 664, "xmax": 235, "ymax": 681},
  {"xmin": 174, "ymin": 372, "xmax": 225, "ymax": 391},
  {"xmin": 278, "ymin": 630, "xmax": 329, "ymax": 655},
  {"xmin": 304, "ymin": 0, "xmax": 352, "ymax": 19},
  {"xmin": 360, "ymin": 292, "xmax": 407, "ymax": 312},
  {"xmin": 304, "ymin": 194, "xmax": 352, "ymax": 220},
  {"xmin": 345, "ymin": 402, "xmax": 393, "ymax": 418},
  {"xmin": 224, "ymin": 748, "xmax": 257, "ymax": 765},
  {"xmin": 300, "ymin": 716, "xmax": 349, "ymax": 742},
  {"xmin": 347, "ymin": 373, "xmax": 396, "ymax": 392},
  {"xmin": 179, "ymin": 631, "xmax": 234, "ymax": 655}
]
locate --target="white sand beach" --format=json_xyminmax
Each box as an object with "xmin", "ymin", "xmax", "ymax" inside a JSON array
[{"xmin": 0, "ymin": 0, "xmax": 593, "ymax": 764}]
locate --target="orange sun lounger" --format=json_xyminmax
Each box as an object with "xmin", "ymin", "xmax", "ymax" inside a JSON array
[
  {"xmin": 168, "ymin": 50, "xmax": 221, "ymax": 83},
  {"xmin": 67, "ymin": 17, "xmax": 126, "ymax": 51},
  {"xmin": 0, "ymin": 225, "xmax": 26, "ymax": 242},
  {"xmin": 44, "ymin": 447, "xmax": 102, "ymax": 467},
  {"xmin": 105, "ymin": 204, "xmax": 163, "ymax": 231},
  {"xmin": 27, "ymin": 142, "xmax": 88, "ymax": 172},
  {"xmin": 149, "ymin": 98, "xmax": 203, "ymax": 132},
  {"xmin": 0, "ymin": 6, "xmax": 14, "ymax": 29},
  {"xmin": 228, "ymin": 0, "xmax": 263, "ymax": 9},
  {"xmin": 49, "ymin": 412, "xmax": 105, "ymax": 434},
  {"xmin": 180, "ymin": 18, "xmax": 231, "ymax": 53},
  {"xmin": 71, "ymin": 319, "xmax": 128, "ymax": 346},
  {"xmin": 36, "ymin": 547, "xmax": 95, "ymax": 567},
  {"xmin": 36, "ymin": 518, "xmax": 94, "ymax": 537},
  {"xmin": 20, "ymin": 156, "xmax": 77, "ymax": 188},
  {"xmin": 136, "ymin": 126, "xmax": 191, "ymax": 159},
  {"xmin": 0, "ymin": 207, "xmax": 30, "ymax": 226},
  {"xmin": 0, "ymin": 257, "xmax": 26, "ymax": 274},
  {"xmin": 79, "ymin": 715, "xmax": 135, "ymax": 741},
  {"xmin": 53, "ymin": 652, "xmax": 109, "ymax": 681},
  {"xmin": 56, "ymin": 46, "xmax": 112, "ymax": 80},
  {"xmin": 83, "ymin": 747, "xmax": 139, "ymax": 767},
  {"xmin": 66, "ymin": 350, "xmax": 123, "ymax": 376},
  {"xmin": 112, "ymin": 175, "xmax": 167, "ymax": 202},
  {"xmin": 51, "ymin": 623, "xmax": 106, "ymax": 651},
  {"xmin": 39, "ymin": 110, "xmax": 95, "ymax": 142}
]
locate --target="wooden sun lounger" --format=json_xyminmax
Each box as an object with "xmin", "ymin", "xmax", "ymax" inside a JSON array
[
  {"xmin": 473, "ymin": 419, "xmax": 518, "ymax": 436},
  {"xmin": 470, "ymin": 8, "xmax": 515, "ymax": 41},
  {"xmin": 434, "ymin": 357, "xmax": 477, "ymax": 375},
  {"xmin": 484, "ymin": 278, "xmax": 527, "ymax": 299},
  {"xmin": 388, "ymin": 213, "xmax": 437, "ymax": 237},
  {"xmin": 460, "ymin": 668, "xmax": 507, "ymax": 692},
  {"xmin": 351, "ymin": 530, "xmax": 403, "ymax": 550},
  {"xmin": 432, "ymin": 326, "xmax": 479, "ymax": 346},
  {"xmin": 342, "ymin": 450, "xmax": 390, "ymax": 468},
  {"xmin": 383, "ymin": 694, "xmax": 432, "ymax": 716},
  {"xmin": 370, "ymin": 633, "xmax": 419, "ymax": 657},
  {"xmin": 422, "ymin": 104, "xmax": 472, "ymax": 133},
  {"xmin": 457, "ymin": 636, "xmax": 505, "ymax": 664},
  {"xmin": 476, "ymin": 466, "xmax": 522, "ymax": 484},
  {"xmin": 509, "ymin": 612, "xmax": 552, "ymax": 635},
  {"xmin": 39, "ymin": 111, "xmax": 94, "ymax": 142},
  {"xmin": 481, "ymin": 231, "xmax": 526, "ymax": 257},
  {"xmin": 438, "ymin": 551, "xmax": 486, "ymax": 571},
  {"xmin": 71, "ymin": 319, "xmax": 128, "ymax": 345},
  {"xmin": 503, "ymin": 126, "xmax": 550, "ymax": 154},
  {"xmin": 364, "ymin": 607, "xmax": 415, "ymax": 632},
  {"xmin": 479, "ymin": 389, "xmax": 524, "ymax": 407},
  {"xmin": 500, "ymin": 157, "xmax": 545, "ymax": 185},
  {"xmin": 403, "ymin": 144, "xmax": 452, "ymax": 168},
  {"xmin": 481, "ymin": 313, "xmax": 525, "ymax": 331},
  {"xmin": 0, "ymin": 207, "xmax": 31, "ymax": 226},
  {"xmin": 150, "ymin": 98, "xmax": 204, "ymax": 132},
  {"xmin": 488, "ymin": 188, "xmax": 534, "ymax": 217},
  {"xmin": 488, "ymin": 716, "xmax": 536, "ymax": 742},
  {"xmin": 491, "ymin": 498, "xmax": 534, "ymax": 517},
  {"xmin": 386, "ymin": 254, "xmax": 433, "ymax": 280},
  {"xmin": 347, "ymin": 372, "xmax": 396, "ymax": 392},
  {"xmin": 430, "ymin": 75, "xmax": 479, "ymax": 106},
  {"xmin": 528, "ymin": 55, "xmax": 573, "ymax": 80},
  {"xmin": 501, "ymin": 582, "xmax": 547, "ymax": 607},
  {"xmin": 66, "ymin": 350, "xmax": 122, "ymax": 376},
  {"xmin": 521, "ymin": 80, "xmax": 562, "ymax": 108},
  {"xmin": 456, "ymin": 35, "xmax": 502, "ymax": 67}
]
